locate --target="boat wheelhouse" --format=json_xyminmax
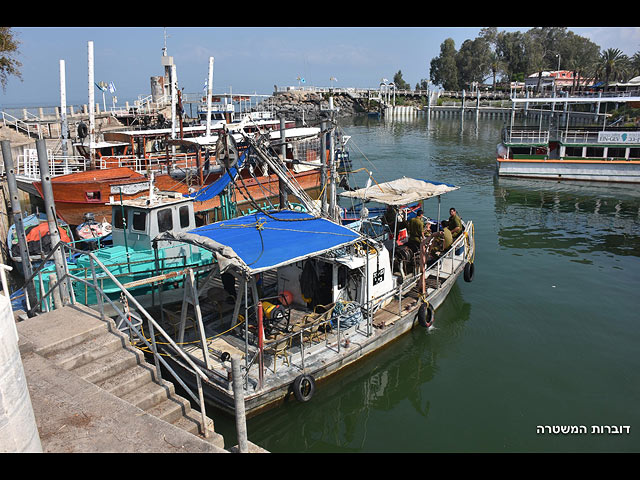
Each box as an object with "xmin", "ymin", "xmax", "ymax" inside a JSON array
[{"xmin": 36, "ymin": 187, "xmax": 215, "ymax": 309}]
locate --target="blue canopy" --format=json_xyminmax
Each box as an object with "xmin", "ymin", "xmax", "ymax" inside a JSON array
[
  {"xmin": 155, "ymin": 210, "xmax": 362, "ymax": 273},
  {"xmin": 187, "ymin": 150, "xmax": 247, "ymax": 202}
]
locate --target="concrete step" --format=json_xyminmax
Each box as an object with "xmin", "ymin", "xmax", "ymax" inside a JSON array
[
  {"xmin": 24, "ymin": 304, "xmax": 226, "ymax": 448},
  {"xmin": 95, "ymin": 363, "xmax": 157, "ymax": 398},
  {"xmin": 46, "ymin": 329, "xmax": 127, "ymax": 371},
  {"xmin": 72, "ymin": 347, "xmax": 144, "ymax": 385},
  {"xmin": 173, "ymin": 416, "xmax": 226, "ymax": 449},
  {"xmin": 121, "ymin": 378, "xmax": 175, "ymax": 412}
]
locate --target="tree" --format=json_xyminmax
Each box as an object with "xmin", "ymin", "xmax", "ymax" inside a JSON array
[
  {"xmin": 562, "ymin": 32, "xmax": 600, "ymax": 92},
  {"xmin": 595, "ymin": 48, "xmax": 630, "ymax": 86},
  {"xmin": 495, "ymin": 30, "xmax": 528, "ymax": 82},
  {"xmin": 430, "ymin": 38, "xmax": 458, "ymax": 90},
  {"xmin": 525, "ymin": 27, "xmax": 570, "ymax": 93},
  {"xmin": 0, "ymin": 27, "xmax": 22, "ymax": 91},
  {"xmin": 631, "ymin": 52, "xmax": 640, "ymax": 78},
  {"xmin": 487, "ymin": 52, "xmax": 505, "ymax": 90},
  {"xmin": 393, "ymin": 70, "xmax": 410, "ymax": 90},
  {"xmin": 456, "ymin": 37, "xmax": 491, "ymax": 89}
]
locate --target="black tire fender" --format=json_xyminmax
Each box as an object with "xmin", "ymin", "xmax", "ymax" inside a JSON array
[
  {"xmin": 417, "ymin": 302, "xmax": 434, "ymax": 328},
  {"xmin": 292, "ymin": 374, "xmax": 316, "ymax": 402},
  {"xmin": 77, "ymin": 122, "xmax": 88, "ymax": 139},
  {"xmin": 464, "ymin": 262, "xmax": 475, "ymax": 283}
]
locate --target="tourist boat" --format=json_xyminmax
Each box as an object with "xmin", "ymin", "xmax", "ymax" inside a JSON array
[
  {"xmin": 496, "ymin": 124, "xmax": 640, "ymax": 183},
  {"xmin": 150, "ymin": 177, "xmax": 476, "ymax": 416},
  {"xmin": 7, "ymin": 212, "xmax": 74, "ymax": 272}
]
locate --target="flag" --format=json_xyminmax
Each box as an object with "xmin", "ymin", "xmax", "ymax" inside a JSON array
[{"xmin": 108, "ymin": 82, "xmax": 116, "ymax": 94}]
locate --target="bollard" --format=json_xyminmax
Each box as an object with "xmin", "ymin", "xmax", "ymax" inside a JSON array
[{"xmin": 231, "ymin": 356, "xmax": 248, "ymax": 453}]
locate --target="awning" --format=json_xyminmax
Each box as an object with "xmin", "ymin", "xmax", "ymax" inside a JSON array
[
  {"xmin": 154, "ymin": 210, "xmax": 362, "ymax": 274},
  {"xmin": 339, "ymin": 177, "xmax": 458, "ymax": 205}
]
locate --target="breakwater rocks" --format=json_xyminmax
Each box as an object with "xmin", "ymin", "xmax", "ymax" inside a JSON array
[{"xmin": 265, "ymin": 91, "xmax": 372, "ymax": 121}]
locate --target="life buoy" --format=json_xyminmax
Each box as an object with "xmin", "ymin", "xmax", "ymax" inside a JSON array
[
  {"xmin": 292, "ymin": 374, "xmax": 315, "ymax": 402},
  {"xmin": 417, "ymin": 302, "xmax": 434, "ymax": 328},
  {"xmin": 464, "ymin": 262, "xmax": 475, "ymax": 283}
]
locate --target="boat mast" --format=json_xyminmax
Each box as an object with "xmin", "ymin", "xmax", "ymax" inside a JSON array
[
  {"xmin": 206, "ymin": 56, "xmax": 214, "ymax": 138},
  {"xmin": 88, "ymin": 41, "xmax": 96, "ymax": 170},
  {"xmin": 327, "ymin": 97, "xmax": 338, "ymax": 221}
]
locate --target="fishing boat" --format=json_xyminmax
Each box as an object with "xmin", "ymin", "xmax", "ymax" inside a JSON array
[
  {"xmin": 7, "ymin": 212, "xmax": 74, "ymax": 272},
  {"xmin": 29, "ymin": 123, "xmax": 327, "ymax": 225},
  {"xmin": 34, "ymin": 186, "xmax": 215, "ymax": 309},
  {"xmin": 75, "ymin": 213, "xmax": 113, "ymax": 249},
  {"xmin": 149, "ymin": 177, "xmax": 476, "ymax": 416},
  {"xmin": 31, "ymin": 167, "xmax": 150, "ymax": 226}
]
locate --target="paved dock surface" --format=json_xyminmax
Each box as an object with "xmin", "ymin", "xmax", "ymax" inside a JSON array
[{"xmin": 15, "ymin": 304, "xmax": 265, "ymax": 453}]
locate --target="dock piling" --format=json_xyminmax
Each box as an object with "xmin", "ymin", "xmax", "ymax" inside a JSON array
[
  {"xmin": 231, "ymin": 356, "xmax": 248, "ymax": 453},
  {"xmin": 36, "ymin": 139, "xmax": 71, "ymax": 307}
]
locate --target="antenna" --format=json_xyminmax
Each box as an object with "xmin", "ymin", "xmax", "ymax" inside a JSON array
[{"xmin": 162, "ymin": 27, "xmax": 169, "ymax": 56}]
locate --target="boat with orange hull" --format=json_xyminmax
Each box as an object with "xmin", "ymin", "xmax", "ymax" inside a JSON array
[
  {"xmin": 31, "ymin": 167, "xmax": 150, "ymax": 225},
  {"xmin": 32, "ymin": 138, "xmax": 325, "ymax": 226}
]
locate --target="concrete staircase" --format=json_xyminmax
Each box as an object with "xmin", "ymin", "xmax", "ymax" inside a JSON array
[{"xmin": 18, "ymin": 303, "xmax": 225, "ymax": 449}]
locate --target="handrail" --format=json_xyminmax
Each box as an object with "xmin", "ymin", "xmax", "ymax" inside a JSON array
[
  {"xmin": 21, "ymin": 241, "xmax": 215, "ymax": 438},
  {"xmin": 1, "ymin": 111, "xmax": 41, "ymax": 139}
]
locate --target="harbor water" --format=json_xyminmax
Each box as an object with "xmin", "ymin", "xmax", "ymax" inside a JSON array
[{"xmin": 212, "ymin": 113, "xmax": 640, "ymax": 452}]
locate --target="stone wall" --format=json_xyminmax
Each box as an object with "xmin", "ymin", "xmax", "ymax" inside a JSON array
[{"xmin": 265, "ymin": 91, "xmax": 371, "ymax": 122}]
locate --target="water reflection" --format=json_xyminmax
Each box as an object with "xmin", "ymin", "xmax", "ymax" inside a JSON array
[
  {"xmin": 246, "ymin": 284, "xmax": 471, "ymax": 452},
  {"xmin": 341, "ymin": 115, "xmax": 501, "ymax": 186},
  {"xmin": 494, "ymin": 177, "xmax": 640, "ymax": 258}
]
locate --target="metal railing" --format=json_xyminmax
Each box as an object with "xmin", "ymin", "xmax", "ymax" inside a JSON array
[
  {"xmin": 20, "ymin": 241, "xmax": 215, "ymax": 439},
  {"xmin": 503, "ymin": 126, "xmax": 551, "ymax": 145},
  {"xmin": 0, "ymin": 150, "xmax": 87, "ymax": 179},
  {"xmin": 1, "ymin": 111, "xmax": 42, "ymax": 139}
]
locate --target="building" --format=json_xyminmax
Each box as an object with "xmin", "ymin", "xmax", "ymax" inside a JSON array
[{"xmin": 524, "ymin": 70, "xmax": 594, "ymax": 92}]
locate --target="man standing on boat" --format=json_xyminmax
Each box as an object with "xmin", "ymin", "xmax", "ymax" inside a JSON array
[
  {"xmin": 448, "ymin": 208, "xmax": 462, "ymax": 239},
  {"xmin": 407, "ymin": 209, "xmax": 426, "ymax": 252}
]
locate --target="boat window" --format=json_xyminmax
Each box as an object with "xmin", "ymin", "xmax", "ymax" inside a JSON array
[
  {"xmin": 157, "ymin": 208, "xmax": 173, "ymax": 232},
  {"xmin": 113, "ymin": 209, "xmax": 124, "ymax": 229},
  {"xmin": 179, "ymin": 205, "xmax": 190, "ymax": 228},
  {"xmin": 607, "ymin": 147, "xmax": 627, "ymax": 159},
  {"xmin": 132, "ymin": 211, "xmax": 147, "ymax": 231},
  {"xmin": 629, "ymin": 148, "xmax": 640, "ymax": 159},
  {"xmin": 85, "ymin": 191, "xmax": 101, "ymax": 201},
  {"xmin": 586, "ymin": 147, "xmax": 604, "ymax": 158}
]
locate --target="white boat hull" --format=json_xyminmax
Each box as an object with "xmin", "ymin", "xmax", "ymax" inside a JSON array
[{"xmin": 496, "ymin": 158, "xmax": 640, "ymax": 183}]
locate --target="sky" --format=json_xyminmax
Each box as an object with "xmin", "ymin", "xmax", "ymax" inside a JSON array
[{"xmin": 1, "ymin": 26, "xmax": 639, "ymax": 109}]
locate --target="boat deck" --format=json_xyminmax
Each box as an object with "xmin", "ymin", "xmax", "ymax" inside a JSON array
[{"xmin": 156, "ymin": 261, "xmax": 461, "ymax": 382}]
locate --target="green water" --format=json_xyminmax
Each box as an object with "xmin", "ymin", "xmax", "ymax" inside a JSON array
[{"xmin": 217, "ymin": 114, "xmax": 640, "ymax": 452}]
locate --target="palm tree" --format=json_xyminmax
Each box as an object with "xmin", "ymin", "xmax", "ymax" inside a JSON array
[
  {"xmin": 594, "ymin": 48, "xmax": 630, "ymax": 87},
  {"xmin": 630, "ymin": 52, "xmax": 640, "ymax": 78},
  {"xmin": 487, "ymin": 51, "xmax": 504, "ymax": 90}
]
